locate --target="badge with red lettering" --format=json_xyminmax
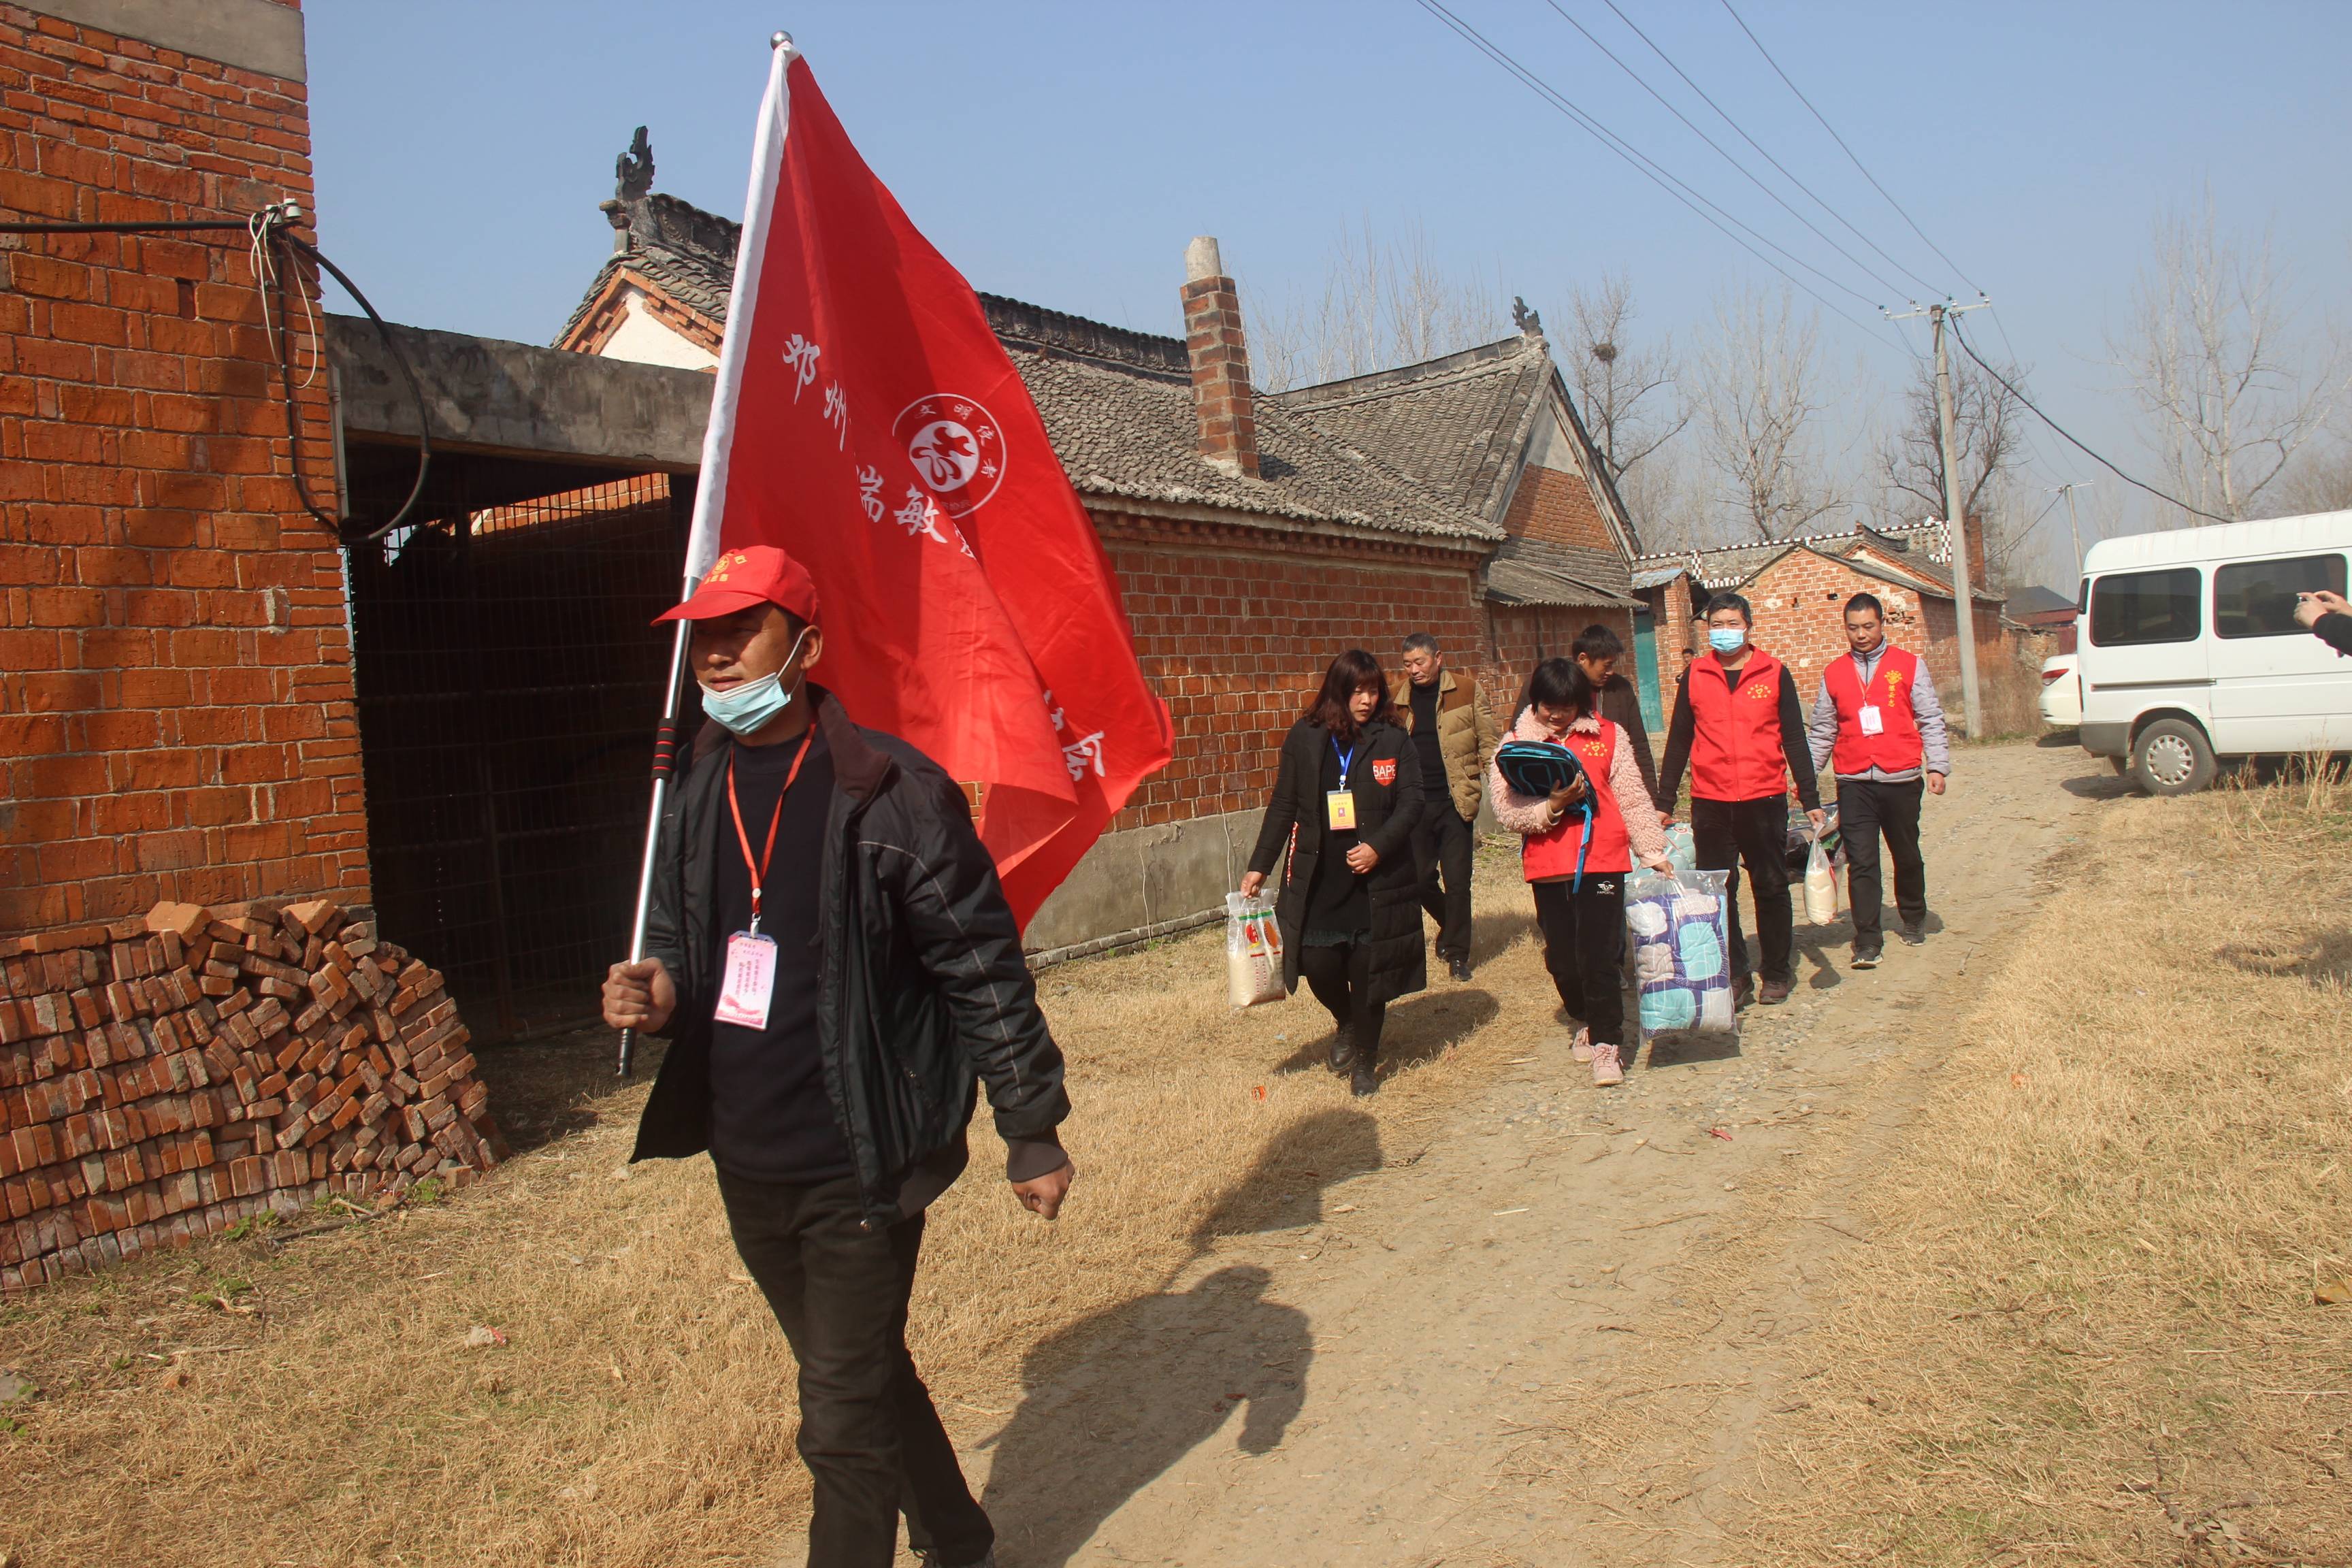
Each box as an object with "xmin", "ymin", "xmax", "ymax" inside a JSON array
[
  {"xmin": 1371, "ymin": 758, "xmax": 1397, "ymax": 786},
  {"xmin": 713, "ymin": 931, "xmax": 779, "ymax": 1030}
]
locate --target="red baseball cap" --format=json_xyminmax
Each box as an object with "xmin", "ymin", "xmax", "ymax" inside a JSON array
[{"xmin": 653, "ymin": 544, "xmax": 820, "ymax": 625}]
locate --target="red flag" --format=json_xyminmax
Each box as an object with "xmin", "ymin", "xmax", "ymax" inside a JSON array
[{"xmin": 684, "ymin": 40, "xmax": 1171, "ymax": 927}]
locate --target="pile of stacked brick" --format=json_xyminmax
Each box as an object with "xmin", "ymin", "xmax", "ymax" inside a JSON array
[{"xmin": 0, "ymin": 899, "xmax": 505, "ymax": 1292}]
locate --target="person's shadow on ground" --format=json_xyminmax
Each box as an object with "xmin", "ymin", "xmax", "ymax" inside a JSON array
[
  {"xmin": 975, "ymin": 1264, "xmax": 1309, "ymax": 1565},
  {"xmin": 975, "ymin": 1113, "xmax": 1373, "ymax": 1565}
]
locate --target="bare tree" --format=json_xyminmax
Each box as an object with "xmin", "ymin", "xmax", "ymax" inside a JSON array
[
  {"xmin": 2266, "ymin": 431, "xmax": 2352, "ymax": 516},
  {"xmin": 1878, "ymin": 351, "xmax": 2029, "ymax": 585},
  {"xmin": 2114, "ymin": 193, "xmax": 2349, "ymax": 522},
  {"xmin": 1251, "ymin": 217, "xmax": 1506, "ymax": 391},
  {"xmin": 1699, "ymin": 285, "xmax": 1842, "ymax": 540},
  {"xmin": 1561, "ymin": 272, "xmax": 1688, "ymax": 490}
]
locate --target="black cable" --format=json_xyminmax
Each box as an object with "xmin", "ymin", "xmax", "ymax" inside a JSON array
[
  {"xmin": 1540, "ymin": 0, "xmax": 1910, "ymax": 304},
  {"xmin": 1414, "ymin": 0, "xmax": 1906, "ymax": 353},
  {"xmin": 0, "ymin": 217, "xmax": 258, "ymax": 233},
  {"xmin": 1588, "ymin": 0, "xmax": 1948, "ymax": 299},
  {"xmin": 272, "ymin": 230, "xmax": 433, "ymax": 544},
  {"xmin": 1, "ymin": 206, "xmax": 435, "ymax": 544},
  {"xmin": 1716, "ymin": 0, "xmax": 1985, "ymax": 297},
  {"xmin": 1948, "ymin": 314, "xmax": 2232, "ymax": 525}
]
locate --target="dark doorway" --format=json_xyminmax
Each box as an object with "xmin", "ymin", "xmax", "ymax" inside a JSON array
[{"xmin": 342, "ymin": 450, "xmax": 695, "ymax": 1041}]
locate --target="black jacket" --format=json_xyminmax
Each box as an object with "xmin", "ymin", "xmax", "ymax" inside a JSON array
[
  {"xmin": 1245, "ymin": 717, "xmax": 1428, "ymax": 1007},
  {"xmin": 2317, "ymin": 610, "xmax": 2352, "ymax": 658},
  {"xmin": 631, "ymin": 689, "xmax": 1070, "ymax": 1228},
  {"xmin": 1598, "ymin": 673, "xmax": 1660, "ymax": 804}
]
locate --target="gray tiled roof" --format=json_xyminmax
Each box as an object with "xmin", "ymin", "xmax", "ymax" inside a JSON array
[
  {"xmin": 559, "ymin": 188, "xmax": 1500, "ymax": 542},
  {"xmin": 558, "ymin": 194, "xmax": 739, "ymax": 347},
  {"xmin": 1001, "ymin": 336, "xmax": 1498, "ymax": 539},
  {"xmin": 1269, "ymin": 337, "xmax": 1552, "ymax": 523},
  {"xmin": 1631, "ymin": 521, "xmax": 2005, "ymax": 602},
  {"xmin": 1484, "ymin": 535, "xmax": 1642, "ymax": 608}
]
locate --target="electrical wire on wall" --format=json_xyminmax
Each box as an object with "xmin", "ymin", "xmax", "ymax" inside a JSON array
[{"xmin": 1, "ymin": 201, "xmax": 434, "ymax": 544}]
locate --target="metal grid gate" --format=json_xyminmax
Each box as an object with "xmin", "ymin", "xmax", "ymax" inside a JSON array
[{"xmin": 346, "ymin": 472, "xmax": 687, "ymax": 1041}]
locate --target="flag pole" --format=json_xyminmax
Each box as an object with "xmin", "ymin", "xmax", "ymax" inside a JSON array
[
  {"xmin": 615, "ymin": 31, "xmax": 794, "ymax": 1078},
  {"xmin": 616, "ymin": 611, "xmax": 693, "ymax": 1078}
]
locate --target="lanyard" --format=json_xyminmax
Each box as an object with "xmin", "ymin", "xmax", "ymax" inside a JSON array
[
  {"xmin": 725, "ymin": 728, "xmax": 816, "ymax": 934},
  {"xmin": 1329, "ymin": 735, "xmax": 1360, "ymax": 790}
]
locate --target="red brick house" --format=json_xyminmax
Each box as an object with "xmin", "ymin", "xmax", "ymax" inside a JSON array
[
  {"xmin": 1633, "ymin": 521, "xmax": 2010, "ymax": 702},
  {"xmin": 557, "ymin": 137, "xmax": 1648, "ymax": 953}
]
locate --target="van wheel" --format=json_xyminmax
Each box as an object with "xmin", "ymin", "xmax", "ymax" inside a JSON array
[{"xmin": 2132, "ymin": 719, "xmax": 2216, "ymax": 796}]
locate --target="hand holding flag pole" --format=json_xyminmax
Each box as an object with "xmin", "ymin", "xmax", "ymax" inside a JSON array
[{"xmin": 613, "ymin": 29, "xmax": 1170, "ymax": 1077}]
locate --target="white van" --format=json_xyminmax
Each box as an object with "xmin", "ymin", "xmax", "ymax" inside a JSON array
[{"xmin": 2077, "ymin": 510, "xmax": 2352, "ymax": 794}]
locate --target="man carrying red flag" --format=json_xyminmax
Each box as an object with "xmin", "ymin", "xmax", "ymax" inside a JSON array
[{"xmin": 604, "ymin": 546, "xmax": 1065, "ymax": 1568}]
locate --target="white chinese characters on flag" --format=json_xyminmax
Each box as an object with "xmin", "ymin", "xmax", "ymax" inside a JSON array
[{"xmin": 683, "ymin": 40, "xmax": 1172, "ymax": 928}]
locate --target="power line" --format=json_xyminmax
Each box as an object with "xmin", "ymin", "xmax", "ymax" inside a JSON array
[
  {"xmin": 1537, "ymin": 0, "xmax": 1908, "ymax": 305},
  {"xmin": 1948, "ymin": 314, "xmax": 2233, "ymax": 525},
  {"xmin": 1417, "ymin": 0, "xmax": 1875, "ymax": 317},
  {"xmin": 1716, "ymin": 0, "xmax": 1984, "ymax": 297},
  {"xmin": 1584, "ymin": 0, "xmax": 1950, "ymax": 301},
  {"xmin": 1412, "ymin": 0, "xmax": 1908, "ymax": 354}
]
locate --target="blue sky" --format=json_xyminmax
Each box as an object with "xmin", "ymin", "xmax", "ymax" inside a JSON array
[{"xmin": 306, "ymin": 2, "xmax": 2351, "ymax": 591}]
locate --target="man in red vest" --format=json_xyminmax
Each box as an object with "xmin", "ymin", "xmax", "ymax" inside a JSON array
[
  {"xmin": 1806, "ymin": 591, "xmax": 1950, "ymax": 968},
  {"xmin": 1657, "ymin": 592, "xmax": 1825, "ymax": 1007}
]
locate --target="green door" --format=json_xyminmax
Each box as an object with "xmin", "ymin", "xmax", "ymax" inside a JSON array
[{"xmin": 1633, "ymin": 608, "xmax": 1665, "ymax": 728}]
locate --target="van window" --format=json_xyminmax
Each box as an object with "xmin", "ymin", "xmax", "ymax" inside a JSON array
[
  {"xmin": 2089, "ymin": 568, "xmax": 2201, "ymax": 647},
  {"xmin": 2213, "ymin": 553, "xmax": 2348, "ymax": 638}
]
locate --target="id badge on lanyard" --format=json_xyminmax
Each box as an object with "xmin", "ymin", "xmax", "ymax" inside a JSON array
[
  {"xmin": 1858, "ymin": 704, "xmax": 1884, "ymax": 736},
  {"xmin": 714, "ymin": 932, "xmax": 779, "ymax": 1029},
  {"xmin": 715, "ymin": 729, "xmax": 814, "ymax": 1032},
  {"xmin": 1326, "ymin": 736, "xmax": 1360, "ymax": 831}
]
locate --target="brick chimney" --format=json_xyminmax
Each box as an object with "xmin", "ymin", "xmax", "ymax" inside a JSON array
[{"xmin": 1181, "ymin": 236, "xmax": 1259, "ymax": 478}]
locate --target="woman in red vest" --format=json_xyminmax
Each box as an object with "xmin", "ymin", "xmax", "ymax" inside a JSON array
[
  {"xmin": 1656, "ymin": 592, "xmax": 1825, "ymax": 1008},
  {"xmin": 1490, "ymin": 640, "xmax": 1674, "ymax": 1088}
]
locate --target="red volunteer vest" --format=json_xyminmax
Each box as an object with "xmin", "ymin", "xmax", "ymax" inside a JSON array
[
  {"xmin": 1686, "ymin": 648, "xmax": 1789, "ymax": 802},
  {"xmin": 1522, "ymin": 721, "xmax": 1633, "ymax": 881},
  {"xmin": 1823, "ymin": 644, "xmax": 1924, "ymax": 775}
]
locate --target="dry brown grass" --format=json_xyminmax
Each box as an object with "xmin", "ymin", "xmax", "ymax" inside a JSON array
[
  {"xmin": 1721, "ymin": 760, "xmax": 2352, "ymax": 1563},
  {"xmin": 0, "ymin": 857, "xmax": 1541, "ymax": 1568}
]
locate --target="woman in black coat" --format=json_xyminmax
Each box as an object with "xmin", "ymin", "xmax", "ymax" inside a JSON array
[{"xmin": 1241, "ymin": 649, "xmax": 1427, "ymax": 1095}]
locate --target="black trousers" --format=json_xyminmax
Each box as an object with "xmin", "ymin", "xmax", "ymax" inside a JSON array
[
  {"xmin": 717, "ymin": 1171, "xmax": 992, "ymax": 1568},
  {"xmin": 1298, "ymin": 941, "xmax": 1386, "ymax": 1059},
  {"xmin": 1532, "ymin": 877, "xmax": 1628, "ymax": 1047},
  {"xmin": 1836, "ymin": 777, "xmax": 1926, "ymax": 943},
  {"xmin": 1411, "ymin": 804, "xmax": 1475, "ymax": 963},
  {"xmin": 1690, "ymin": 794, "xmax": 1795, "ymax": 985}
]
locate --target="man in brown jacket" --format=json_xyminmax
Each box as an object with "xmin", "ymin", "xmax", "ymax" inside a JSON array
[{"xmin": 1392, "ymin": 633, "xmax": 1501, "ymax": 981}]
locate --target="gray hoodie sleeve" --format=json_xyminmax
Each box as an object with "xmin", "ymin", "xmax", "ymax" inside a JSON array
[
  {"xmin": 1806, "ymin": 679, "xmax": 1840, "ymax": 776},
  {"xmin": 1911, "ymin": 661, "xmax": 1952, "ymax": 774}
]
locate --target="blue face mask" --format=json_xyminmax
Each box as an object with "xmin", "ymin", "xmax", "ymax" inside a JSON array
[
  {"xmin": 1708, "ymin": 626, "xmax": 1747, "ymax": 655},
  {"xmin": 700, "ymin": 630, "xmax": 811, "ymax": 737}
]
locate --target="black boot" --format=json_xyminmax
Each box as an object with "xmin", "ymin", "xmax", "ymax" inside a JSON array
[
  {"xmin": 1326, "ymin": 1021, "xmax": 1354, "ymax": 1075},
  {"xmin": 1350, "ymin": 1043, "xmax": 1379, "ymax": 1097}
]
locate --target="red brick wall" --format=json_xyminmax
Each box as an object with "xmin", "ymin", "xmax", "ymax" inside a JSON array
[
  {"xmin": 1741, "ymin": 551, "xmax": 2002, "ymax": 700},
  {"xmin": 1500, "ymin": 461, "xmax": 1614, "ymax": 551},
  {"xmin": 1094, "ymin": 514, "xmax": 1488, "ymax": 829},
  {"xmin": 0, "ymin": 3, "xmax": 364, "ymax": 936},
  {"xmin": 1482, "ymin": 604, "xmax": 1635, "ymax": 728}
]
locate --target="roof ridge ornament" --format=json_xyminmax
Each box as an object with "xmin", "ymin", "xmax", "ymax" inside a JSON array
[
  {"xmin": 1512, "ymin": 295, "xmax": 1544, "ymax": 338},
  {"xmin": 617, "ymin": 126, "xmax": 653, "ymax": 202}
]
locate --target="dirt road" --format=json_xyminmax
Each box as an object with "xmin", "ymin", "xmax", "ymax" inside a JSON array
[{"xmin": 965, "ymin": 738, "xmax": 2117, "ymax": 1567}]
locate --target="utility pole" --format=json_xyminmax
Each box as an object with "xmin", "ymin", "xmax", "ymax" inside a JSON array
[
  {"xmin": 1887, "ymin": 297, "xmax": 1994, "ymax": 740},
  {"xmin": 2055, "ymin": 480, "xmax": 2090, "ymax": 584}
]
